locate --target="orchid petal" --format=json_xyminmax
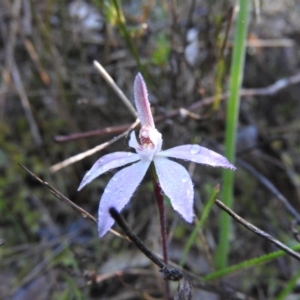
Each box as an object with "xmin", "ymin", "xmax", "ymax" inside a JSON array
[
  {"xmin": 134, "ymin": 73, "xmax": 155, "ymax": 128},
  {"xmin": 98, "ymin": 159, "xmax": 151, "ymax": 237},
  {"xmin": 154, "ymin": 157, "xmax": 194, "ymax": 223},
  {"xmin": 128, "ymin": 131, "xmax": 140, "ymax": 150},
  {"xmin": 78, "ymin": 152, "xmax": 140, "ymax": 191},
  {"xmin": 157, "ymin": 145, "xmax": 236, "ymax": 169}
]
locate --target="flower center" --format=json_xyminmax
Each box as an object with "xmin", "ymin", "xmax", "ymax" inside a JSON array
[{"xmin": 139, "ymin": 126, "xmax": 154, "ymax": 149}]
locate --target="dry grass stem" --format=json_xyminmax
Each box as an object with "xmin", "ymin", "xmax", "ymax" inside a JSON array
[{"xmin": 50, "ymin": 119, "xmax": 139, "ymax": 172}]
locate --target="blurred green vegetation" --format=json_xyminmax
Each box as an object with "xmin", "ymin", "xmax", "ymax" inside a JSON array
[{"xmin": 1, "ymin": 0, "xmax": 300, "ymax": 299}]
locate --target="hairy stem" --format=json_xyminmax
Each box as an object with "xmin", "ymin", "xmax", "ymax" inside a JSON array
[
  {"xmin": 150, "ymin": 164, "xmax": 170, "ymax": 299},
  {"xmin": 152, "ymin": 177, "xmax": 168, "ymax": 264}
]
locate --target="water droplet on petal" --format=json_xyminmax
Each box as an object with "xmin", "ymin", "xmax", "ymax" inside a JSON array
[
  {"xmin": 190, "ymin": 145, "xmax": 200, "ymax": 155},
  {"xmin": 182, "ymin": 177, "xmax": 189, "ymax": 183},
  {"xmin": 127, "ymin": 152, "xmax": 133, "ymax": 156}
]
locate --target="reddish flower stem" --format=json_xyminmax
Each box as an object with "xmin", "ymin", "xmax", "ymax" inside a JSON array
[
  {"xmin": 152, "ymin": 177, "xmax": 168, "ymax": 265},
  {"xmin": 150, "ymin": 164, "xmax": 170, "ymax": 299}
]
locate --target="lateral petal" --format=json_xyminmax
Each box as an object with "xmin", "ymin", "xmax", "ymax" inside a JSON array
[
  {"xmin": 128, "ymin": 131, "xmax": 140, "ymax": 150},
  {"xmin": 157, "ymin": 145, "xmax": 236, "ymax": 169},
  {"xmin": 78, "ymin": 152, "xmax": 140, "ymax": 191},
  {"xmin": 98, "ymin": 159, "xmax": 151, "ymax": 237},
  {"xmin": 154, "ymin": 157, "xmax": 194, "ymax": 223}
]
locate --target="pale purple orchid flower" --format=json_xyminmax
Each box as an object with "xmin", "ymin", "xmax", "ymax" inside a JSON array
[{"xmin": 78, "ymin": 73, "xmax": 236, "ymax": 237}]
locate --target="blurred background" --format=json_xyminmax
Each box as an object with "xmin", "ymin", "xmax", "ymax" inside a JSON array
[{"xmin": 1, "ymin": 0, "xmax": 300, "ymax": 299}]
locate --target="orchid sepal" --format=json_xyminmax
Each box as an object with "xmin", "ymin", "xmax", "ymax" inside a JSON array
[
  {"xmin": 98, "ymin": 159, "xmax": 151, "ymax": 237},
  {"xmin": 157, "ymin": 144, "xmax": 236, "ymax": 169},
  {"xmin": 153, "ymin": 157, "xmax": 194, "ymax": 223},
  {"xmin": 78, "ymin": 152, "xmax": 140, "ymax": 191}
]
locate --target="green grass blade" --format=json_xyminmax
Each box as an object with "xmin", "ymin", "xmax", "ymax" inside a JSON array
[
  {"xmin": 215, "ymin": 0, "xmax": 250, "ymax": 269},
  {"xmin": 179, "ymin": 185, "xmax": 220, "ymax": 267},
  {"xmin": 276, "ymin": 267, "xmax": 300, "ymax": 300},
  {"xmin": 205, "ymin": 243, "xmax": 300, "ymax": 281},
  {"xmin": 111, "ymin": 0, "xmax": 145, "ymax": 74}
]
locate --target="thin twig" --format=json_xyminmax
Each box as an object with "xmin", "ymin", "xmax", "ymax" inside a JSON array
[
  {"xmin": 22, "ymin": 37, "xmax": 50, "ymax": 86},
  {"xmin": 291, "ymin": 219, "xmax": 300, "ymax": 243},
  {"xmin": 189, "ymin": 73, "xmax": 300, "ymax": 111},
  {"xmin": 179, "ymin": 108, "xmax": 201, "ymax": 120},
  {"xmin": 237, "ymin": 158, "xmax": 300, "ymax": 222},
  {"xmin": 50, "ymin": 119, "xmax": 139, "ymax": 172},
  {"xmin": 93, "ymin": 60, "xmax": 138, "ymax": 118},
  {"xmin": 54, "ymin": 123, "xmax": 139, "ymax": 143},
  {"xmin": 10, "ymin": 61, "xmax": 42, "ymax": 145},
  {"xmin": 6, "ymin": 0, "xmax": 42, "ymax": 145},
  {"xmin": 109, "ymin": 207, "xmax": 183, "ymax": 282},
  {"xmin": 215, "ymin": 199, "xmax": 300, "ymax": 261},
  {"xmin": 246, "ymin": 38, "xmax": 294, "ymax": 48},
  {"xmin": 240, "ymin": 73, "xmax": 300, "ymax": 96},
  {"xmin": 19, "ymin": 164, "xmax": 97, "ymax": 222},
  {"xmin": 18, "ymin": 164, "xmax": 124, "ymax": 238}
]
